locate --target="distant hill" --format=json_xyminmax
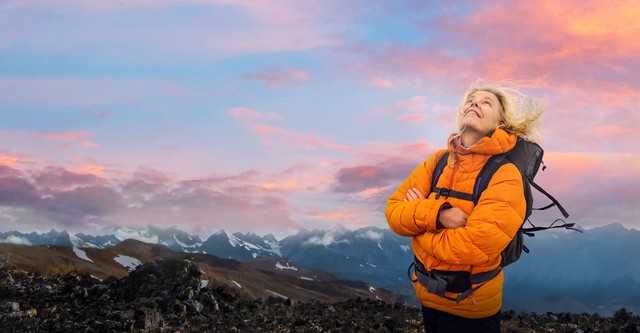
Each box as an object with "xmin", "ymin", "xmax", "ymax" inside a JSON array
[{"xmin": 0, "ymin": 240, "xmax": 403, "ymax": 305}]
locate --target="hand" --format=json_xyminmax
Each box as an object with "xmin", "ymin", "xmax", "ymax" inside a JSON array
[
  {"xmin": 438, "ymin": 207, "xmax": 468, "ymax": 229},
  {"xmin": 403, "ymin": 188, "xmax": 425, "ymax": 202}
]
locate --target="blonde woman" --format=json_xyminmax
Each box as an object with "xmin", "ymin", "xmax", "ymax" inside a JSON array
[{"xmin": 386, "ymin": 82, "xmax": 543, "ymax": 332}]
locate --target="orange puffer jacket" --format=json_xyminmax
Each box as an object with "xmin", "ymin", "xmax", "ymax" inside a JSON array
[{"xmin": 385, "ymin": 129, "xmax": 526, "ymax": 319}]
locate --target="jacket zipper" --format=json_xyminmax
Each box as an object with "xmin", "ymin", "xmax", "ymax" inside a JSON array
[{"xmin": 449, "ymin": 150, "xmax": 459, "ymax": 185}]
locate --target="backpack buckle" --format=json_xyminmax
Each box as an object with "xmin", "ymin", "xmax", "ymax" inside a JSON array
[{"xmin": 435, "ymin": 188, "xmax": 450, "ymax": 199}]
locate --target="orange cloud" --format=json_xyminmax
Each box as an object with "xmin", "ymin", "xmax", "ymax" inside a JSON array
[
  {"xmin": 261, "ymin": 179, "xmax": 299, "ymax": 190},
  {"xmin": 0, "ymin": 155, "xmax": 18, "ymax": 167},
  {"xmin": 70, "ymin": 164, "xmax": 106, "ymax": 177},
  {"xmin": 560, "ymin": 1, "xmax": 640, "ymax": 39}
]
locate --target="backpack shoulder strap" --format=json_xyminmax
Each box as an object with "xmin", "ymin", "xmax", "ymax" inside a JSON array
[
  {"xmin": 430, "ymin": 151, "xmax": 450, "ymax": 192},
  {"xmin": 471, "ymin": 152, "xmax": 510, "ymax": 205}
]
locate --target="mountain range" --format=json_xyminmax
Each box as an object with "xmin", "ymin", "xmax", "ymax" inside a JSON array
[{"xmin": 1, "ymin": 222, "xmax": 639, "ymax": 315}]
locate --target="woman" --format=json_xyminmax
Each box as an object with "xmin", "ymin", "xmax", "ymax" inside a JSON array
[{"xmin": 385, "ymin": 82, "xmax": 544, "ymax": 332}]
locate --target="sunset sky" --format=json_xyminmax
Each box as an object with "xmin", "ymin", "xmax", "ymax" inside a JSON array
[{"xmin": 0, "ymin": 0, "xmax": 638, "ymax": 239}]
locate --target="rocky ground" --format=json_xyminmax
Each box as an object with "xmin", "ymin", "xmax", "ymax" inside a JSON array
[{"xmin": 1, "ymin": 257, "xmax": 639, "ymax": 332}]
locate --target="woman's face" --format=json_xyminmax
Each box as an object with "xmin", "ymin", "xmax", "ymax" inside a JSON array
[{"xmin": 459, "ymin": 90, "xmax": 503, "ymax": 136}]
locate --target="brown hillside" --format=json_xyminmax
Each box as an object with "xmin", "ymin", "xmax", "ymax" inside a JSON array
[{"xmin": 0, "ymin": 240, "xmax": 403, "ymax": 304}]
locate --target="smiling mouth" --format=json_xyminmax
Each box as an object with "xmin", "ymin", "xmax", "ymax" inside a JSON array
[{"xmin": 464, "ymin": 110, "xmax": 480, "ymax": 117}]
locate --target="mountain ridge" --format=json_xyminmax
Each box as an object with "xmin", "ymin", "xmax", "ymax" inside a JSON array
[{"xmin": 2, "ymin": 222, "xmax": 640, "ymax": 315}]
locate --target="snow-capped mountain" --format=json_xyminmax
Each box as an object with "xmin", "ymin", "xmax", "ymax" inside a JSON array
[
  {"xmin": 0, "ymin": 225, "xmax": 203, "ymax": 253},
  {"xmin": 279, "ymin": 226, "xmax": 414, "ymax": 296},
  {"xmin": 3, "ymin": 222, "xmax": 640, "ymax": 314},
  {"xmin": 0, "ymin": 229, "xmax": 75, "ymax": 247},
  {"xmin": 199, "ymin": 230, "xmax": 281, "ymax": 260}
]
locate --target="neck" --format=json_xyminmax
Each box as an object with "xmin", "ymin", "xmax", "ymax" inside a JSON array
[{"xmin": 460, "ymin": 131, "xmax": 484, "ymax": 148}]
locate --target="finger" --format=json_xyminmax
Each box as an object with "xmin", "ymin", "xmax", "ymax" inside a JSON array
[{"xmin": 411, "ymin": 188, "xmax": 425, "ymax": 199}]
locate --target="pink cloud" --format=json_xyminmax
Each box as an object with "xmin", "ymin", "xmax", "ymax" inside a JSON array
[
  {"xmin": 164, "ymin": 86, "xmax": 189, "ymax": 101},
  {"xmin": 527, "ymin": 151, "xmax": 640, "ymax": 228},
  {"xmin": 397, "ymin": 96, "xmax": 427, "ymax": 111},
  {"xmin": 250, "ymin": 124, "xmax": 355, "ymax": 152},
  {"xmin": 41, "ymin": 131, "xmax": 99, "ymax": 149},
  {"xmin": 0, "ymin": 161, "xmax": 304, "ymax": 236},
  {"xmin": 226, "ymin": 107, "xmax": 283, "ymax": 121},
  {"xmin": 344, "ymin": 1, "xmax": 639, "ymax": 97},
  {"xmin": 398, "ymin": 114, "xmax": 426, "ymax": 123},
  {"xmin": 375, "ymin": 95, "xmax": 431, "ymax": 122},
  {"xmin": 300, "ymin": 207, "xmax": 359, "ymax": 222},
  {"xmin": 359, "ymin": 140, "xmax": 436, "ymax": 162},
  {"xmin": 353, "ymin": 0, "xmax": 640, "ymax": 150},
  {"xmin": 370, "ymin": 77, "xmax": 394, "ymax": 89},
  {"xmin": 243, "ymin": 67, "xmax": 310, "ymax": 87}
]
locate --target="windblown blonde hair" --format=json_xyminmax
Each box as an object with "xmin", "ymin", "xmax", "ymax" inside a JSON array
[{"xmin": 453, "ymin": 81, "xmax": 545, "ymax": 142}]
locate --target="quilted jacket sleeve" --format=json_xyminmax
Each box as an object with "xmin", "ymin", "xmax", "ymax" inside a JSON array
[
  {"xmin": 385, "ymin": 150, "xmax": 450, "ymax": 237},
  {"xmin": 417, "ymin": 163, "xmax": 527, "ymax": 266}
]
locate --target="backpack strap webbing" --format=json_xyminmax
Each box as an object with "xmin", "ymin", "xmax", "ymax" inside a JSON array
[
  {"xmin": 430, "ymin": 151, "xmax": 510, "ymax": 205},
  {"xmin": 412, "ymin": 256, "xmax": 502, "ymax": 303},
  {"xmin": 529, "ymin": 180, "xmax": 570, "ymax": 218}
]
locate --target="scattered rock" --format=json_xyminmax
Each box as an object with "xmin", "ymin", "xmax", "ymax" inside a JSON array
[{"xmin": 0, "ymin": 258, "xmax": 638, "ymax": 332}]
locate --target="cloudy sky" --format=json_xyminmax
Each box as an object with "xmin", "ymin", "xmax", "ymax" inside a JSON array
[{"xmin": 0, "ymin": 0, "xmax": 638, "ymax": 239}]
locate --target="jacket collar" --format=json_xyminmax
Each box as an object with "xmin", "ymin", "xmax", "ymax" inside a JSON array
[{"xmin": 447, "ymin": 128, "xmax": 517, "ymax": 156}]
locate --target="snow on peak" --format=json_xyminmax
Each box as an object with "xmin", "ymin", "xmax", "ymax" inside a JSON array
[
  {"xmin": 228, "ymin": 233, "xmax": 240, "ymax": 247},
  {"xmin": 68, "ymin": 233, "xmax": 81, "ymax": 247},
  {"xmin": 173, "ymin": 234, "xmax": 199, "ymax": 248},
  {"xmin": 68, "ymin": 233, "xmax": 101, "ymax": 249},
  {"xmin": 113, "ymin": 227, "xmax": 159, "ymax": 244},
  {"xmin": 265, "ymin": 237, "xmax": 282, "ymax": 256}
]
